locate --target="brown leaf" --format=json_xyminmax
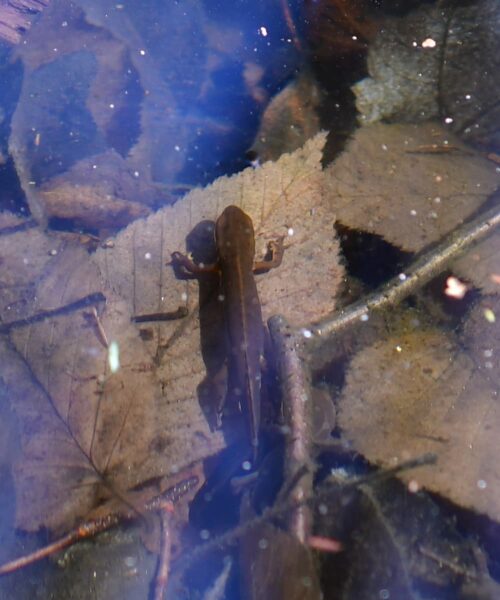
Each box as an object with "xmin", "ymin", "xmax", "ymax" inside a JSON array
[
  {"xmin": 324, "ymin": 122, "xmax": 498, "ymax": 252},
  {"xmin": 240, "ymin": 522, "xmax": 322, "ymax": 600},
  {"xmin": 453, "ymin": 232, "xmax": 500, "ymax": 295},
  {"xmin": 37, "ymin": 151, "xmax": 152, "ymax": 229},
  {"xmin": 462, "ymin": 296, "xmax": 500, "ymax": 389},
  {"xmin": 338, "ymin": 325, "xmax": 500, "ymax": 520},
  {"xmin": 249, "ymin": 70, "xmax": 321, "ymax": 163},
  {"xmin": 1, "ymin": 133, "xmax": 343, "ymax": 533}
]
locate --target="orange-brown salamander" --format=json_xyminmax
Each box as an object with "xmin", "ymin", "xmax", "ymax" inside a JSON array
[{"xmin": 170, "ymin": 205, "xmax": 284, "ymax": 462}]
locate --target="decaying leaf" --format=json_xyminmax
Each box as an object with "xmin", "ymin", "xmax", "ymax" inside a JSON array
[
  {"xmin": 338, "ymin": 325, "xmax": 500, "ymax": 520},
  {"xmin": 240, "ymin": 522, "xmax": 322, "ymax": 600},
  {"xmin": 463, "ymin": 296, "xmax": 500, "ymax": 389},
  {"xmin": 35, "ymin": 151, "xmax": 153, "ymax": 229},
  {"xmin": 353, "ymin": 1, "xmax": 500, "ymax": 149},
  {"xmin": 7, "ymin": 0, "xmax": 302, "ymax": 230},
  {"xmin": 453, "ymin": 232, "xmax": 500, "ymax": 295},
  {"xmin": 324, "ymin": 122, "xmax": 498, "ymax": 253},
  {"xmin": 0, "ymin": 133, "xmax": 343, "ymax": 534},
  {"xmin": 334, "ymin": 478, "xmax": 495, "ymax": 599},
  {"xmin": 249, "ymin": 69, "xmax": 322, "ymax": 163}
]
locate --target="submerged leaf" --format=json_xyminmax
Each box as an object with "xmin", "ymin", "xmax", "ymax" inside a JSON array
[
  {"xmin": 1, "ymin": 133, "xmax": 343, "ymax": 533},
  {"xmin": 453, "ymin": 233, "xmax": 500, "ymax": 295},
  {"xmin": 324, "ymin": 122, "xmax": 498, "ymax": 253},
  {"xmin": 338, "ymin": 326, "xmax": 500, "ymax": 520}
]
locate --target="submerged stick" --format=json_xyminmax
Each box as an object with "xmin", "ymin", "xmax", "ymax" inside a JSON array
[
  {"xmin": 269, "ymin": 314, "xmax": 314, "ymax": 544},
  {"xmin": 308, "ymin": 202, "xmax": 500, "ymax": 342},
  {"xmin": 153, "ymin": 502, "xmax": 174, "ymax": 600},
  {"xmin": 0, "ymin": 476, "xmax": 198, "ymax": 577}
]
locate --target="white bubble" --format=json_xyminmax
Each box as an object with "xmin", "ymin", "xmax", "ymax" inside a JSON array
[
  {"xmin": 124, "ymin": 556, "xmax": 137, "ymax": 568},
  {"xmin": 408, "ymin": 479, "xmax": 420, "ymax": 493},
  {"xmin": 200, "ymin": 529, "xmax": 210, "ymax": 540},
  {"xmin": 108, "ymin": 341, "xmax": 120, "ymax": 373},
  {"xmin": 421, "ymin": 38, "xmax": 436, "ymax": 48}
]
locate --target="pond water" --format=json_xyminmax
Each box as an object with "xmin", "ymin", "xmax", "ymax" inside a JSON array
[{"xmin": 0, "ymin": 1, "xmax": 499, "ymax": 599}]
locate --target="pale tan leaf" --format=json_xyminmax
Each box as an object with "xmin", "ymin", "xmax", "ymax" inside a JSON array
[
  {"xmin": 1, "ymin": 133, "xmax": 343, "ymax": 533},
  {"xmin": 338, "ymin": 327, "xmax": 500, "ymax": 520},
  {"xmin": 452, "ymin": 232, "xmax": 500, "ymax": 294},
  {"xmin": 325, "ymin": 122, "xmax": 498, "ymax": 252},
  {"xmin": 95, "ymin": 131, "xmax": 342, "ymax": 329},
  {"xmin": 0, "ymin": 233, "xmax": 161, "ymax": 532}
]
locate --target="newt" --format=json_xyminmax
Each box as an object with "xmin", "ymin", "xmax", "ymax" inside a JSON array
[{"xmin": 170, "ymin": 205, "xmax": 284, "ymax": 463}]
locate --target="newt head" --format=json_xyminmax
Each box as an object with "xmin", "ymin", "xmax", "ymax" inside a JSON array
[{"xmin": 215, "ymin": 205, "xmax": 255, "ymax": 267}]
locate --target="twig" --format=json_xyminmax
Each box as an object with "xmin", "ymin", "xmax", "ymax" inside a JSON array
[
  {"xmin": 280, "ymin": 0, "xmax": 302, "ymax": 52},
  {"xmin": 202, "ymin": 557, "xmax": 233, "ymax": 600},
  {"xmin": 0, "ymin": 476, "xmax": 198, "ymax": 577},
  {"xmin": 153, "ymin": 502, "xmax": 174, "ymax": 600},
  {"xmin": 131, "ymin": 307, "xmax": 188, "ymax": 323},
  {"xmin": 0, "ymin": 292, "xmax": 106, "ymax": 333},
  {"xmin": 269, "ymin": 314, "xmax": 313, "ymax": 543},
  {"xmin": 308, "ymin": 202, "xmax": 500, "ymax": 342}
]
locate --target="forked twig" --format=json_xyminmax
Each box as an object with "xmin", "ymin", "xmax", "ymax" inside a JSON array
[
  {"xmin": 0, "ymin": 476, "xmax": 198, "ymax": 577},
  {"xmin": 173, "ymin": 453, "xmax": 436, "ymax": 577}
]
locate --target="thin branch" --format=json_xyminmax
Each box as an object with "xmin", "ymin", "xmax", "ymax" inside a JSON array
[
  {"xmin": 0, "ymin": 475, "xmax": 198, "ymax": 576},
  {"xmin": 0, "ymin": 292, "xmax": 106, "ymax": 333},
  {"xmin": 308, "ymin": 202, "xmax": 500, "ymax": 342},
  {"xmin": 280, "ymin": 0, "xmax": 303, "ymax": 52},
  {"xmin": 269, "ymin": 314, "xmax": 314, "ymax": 543},
  {"xmin": 153, "ymin": 502, "xmax": 174, "ymax": 600}
]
